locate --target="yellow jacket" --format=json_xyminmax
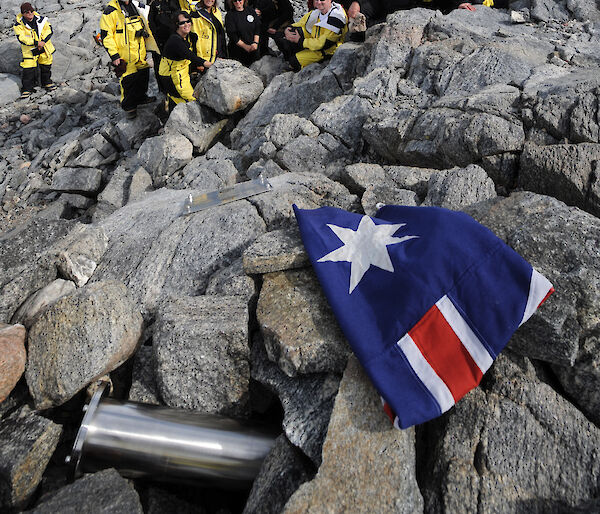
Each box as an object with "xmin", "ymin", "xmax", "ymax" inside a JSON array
[
  {"xmin": 292, "ymin": 3, "xmax": 347, "ymax": 57},
  {"xmin": 99, "ymin": 0, "xmax": 154, "ymax": 67},
  {"xmin": 190, "ymin": 6, "xmax": 224, "ymax": 63},
  {"xmin": 13, "ymin": 12, "xmax": 55, "ymax": 68},
  {"xmin": 158, "ymin": 32, "xmax": 200, "ymax": 103}
]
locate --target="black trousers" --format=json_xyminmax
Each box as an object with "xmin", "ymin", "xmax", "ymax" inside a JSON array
[
  {"xmin": 271, "ymin": 31, "xmax": 302, "ymax": 71},
  {"xmin": 22, "ymin": 63, "xmax": 53, "ymax": 92},
  {"xmin": 121, "ymin": 67, "xmax": 150, "ymax": 111}
]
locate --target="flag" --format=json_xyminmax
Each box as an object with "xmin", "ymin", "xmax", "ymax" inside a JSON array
[{"xmin": 293, "ymin": 204, "xmax": 554, "ymax": 429}]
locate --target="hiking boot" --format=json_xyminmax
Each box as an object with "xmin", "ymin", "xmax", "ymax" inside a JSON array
[
  {"xmin": 43, "ymin": 83, "xmax": 58, "ymax": 91},
  {"xmin": 19, "ymin": 91, "xmax": 32, "ymax": 99},
  {"xmin": 125, "ymin": 109, "xmax": 138, "ymax": 119},
  {"xmin": 138, "ymin": 95, "xmax": 156, "ymax": 105}
]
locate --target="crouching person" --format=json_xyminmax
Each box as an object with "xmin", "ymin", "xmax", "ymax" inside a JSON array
[
  {"xmin": 13, "ymin": 3, "xmax": 57, "ymax": 98},
  {"xmin": 159, "ymin": 11, "xmax": 212, "ymax": 111},
  {"xmin": 100, "ymin": 0, "xmax": 156, "ymax": 119},
  {"xmin": 273, "ymin": 0, "xmax": 347, "ymax": 71}
]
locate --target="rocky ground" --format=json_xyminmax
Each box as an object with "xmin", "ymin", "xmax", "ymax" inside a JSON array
[{"xmin": 1, "ymin": 0, "xmax": 600, "ymax": 512}]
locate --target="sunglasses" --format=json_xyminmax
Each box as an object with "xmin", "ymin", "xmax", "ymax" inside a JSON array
[
  {"xmin": 233, "ymin": 0, "xmax": 243, "ymax": 3},
  {"xmin": 178, "ymin": 19, "xmax": 192, "ymax": 25},
  {"xmin": 23, "ymin": 9, "xmax": 34, "ymax": 13}
]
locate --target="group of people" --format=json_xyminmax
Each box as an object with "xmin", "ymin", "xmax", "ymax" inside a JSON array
[{"xmin": 14, "ymin": 0, "xmax": 502, "ymax": 115}]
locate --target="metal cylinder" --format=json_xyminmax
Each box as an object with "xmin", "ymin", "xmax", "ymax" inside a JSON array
[{"xmin": 68, "ymin": 383, "xmax": 277, "ymax": 487}]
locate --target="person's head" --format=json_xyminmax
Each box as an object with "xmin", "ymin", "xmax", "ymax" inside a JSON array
[
  {"xmin": 174, "ymin": 10, "xmax": 192, "ymax": 35},
  {"xmin": 312, "ymin": 0, "xmax": 331, "ymax": 14},
  {"xmin": 227, "ymin": 0, "xmax": 246, "ymax": 11},
  {"xmin": 20, "ymin": 2, "xmax": 35, "ymax": 21},
  {"xmin": 198, "ymin": 0, "xmax": 215, "ymax": 11}
]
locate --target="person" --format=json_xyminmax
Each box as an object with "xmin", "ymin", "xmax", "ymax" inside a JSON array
[
  {"xmin": 273, "ymin": 0, "xmax": 347, "ymax": 71},
  {"xmin": 225, "ymin": 0, "xmax": 260, "ymax": 66},
  {"xmin": 190, "ymin": 0, "xmax": 227, "ymax": 63},
  {"xmin": 252, "ymin": 0, "xmax": 293, "ymax": 56},
  {"xmin": 159, "ymin": 10, "xmax": 211, "ymax": 110},
  {"xmin": 148, "ymin": 0, "xmax": 183, "ymax": 88},
  {"xmin": 13, "ymin": 3, "xmax": 57, "ymax": 98},
  {"xmin": 99, "ymin": 0, "xmax": 157, "ymax": 118}
]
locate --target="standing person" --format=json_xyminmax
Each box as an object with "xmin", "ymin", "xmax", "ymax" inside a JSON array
[
  {"xmin": 148, "ymin": 0, "xmax": 182, "ymax": 87},
  {"xmin": 273, "ymin": 0, "xmax": 347, "ymax": 71},
  {"xmin": 190, "ymin": 0, "xmax": 227, "ymax": 63},
  {"xmin": 225, "ymin": 0, "xmax": 260, "ymax": 66},
  {"xmin": 13, "ymin": 3, "xmax": 57, "ymax": 98},
  {"xmin": 100, "ymin": 0, "xmax": 156, "ymax": 119},
  {"xmin": 159, "ymin": 10, "xmax": 211, "ymax": 110},
  {"xmin": 252, "ymin": 0, "xmax": 293, "ymax": 56}
]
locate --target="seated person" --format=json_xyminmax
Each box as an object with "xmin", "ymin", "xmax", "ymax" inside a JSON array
[
  {"xmin": 225, "ymin": 0, "xmax": 261, "ymax": 66},
  {"xmin": 273, "ymin": 0, "xmax": 347, "ymax": 71},
  {"xmin": 158, "ymin": 10, "xmax": 211, "ymax": 110},
  {"xmin": 252, "ymin": 0, "xmax": 293, "ymax": 55}
]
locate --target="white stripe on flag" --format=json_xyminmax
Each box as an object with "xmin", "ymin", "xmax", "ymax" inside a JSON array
[
  {"xmin": 397, "ymin": 334, "xmax": 455, "ymax": 414},
  {"xmin": 519, "ymin": 268, "xmax": 553, "ymax": 327},
  {"xmin": 436, "ymin": 295, "xmax": 494, "ymax": 373}
]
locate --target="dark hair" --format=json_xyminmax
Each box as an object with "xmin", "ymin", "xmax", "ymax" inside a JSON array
[
  {"xmin": 173, "ymin": 10, "xmax": 191, "ymax": 30},
  {"xmin": 226, "ymin": 0, "xmax": 247, "ymax": 9},
  {"xmin": 20, "ymin": 2, "xmax": 34, "ymax": 13}
]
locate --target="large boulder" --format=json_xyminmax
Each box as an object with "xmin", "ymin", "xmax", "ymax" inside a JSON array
[
  {"xmin": 164, "ymin": 101, "xmax": 227, "ymax": 153},
  {"xmin": 0, "ymin": 324, "xmax": 26, "ymax": 403},
  {"xmin": 137, "ymin": 134, "xmax": 194, "ymax": 187},
  {"xmin": 26, "ymin": 280, "xmax": 143, "ymax": 409}
]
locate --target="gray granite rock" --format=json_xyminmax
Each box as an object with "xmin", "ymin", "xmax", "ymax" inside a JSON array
[
  {"xmin": 362, "ymin": 186, "xmax": 419, "ymax": 216},
  {"xmin": 265, "ymin": 114, "xmax": 320, "ymax": 149},
  {"xmin": 257, "ymin": 268, "xmax": 351, "ymax": 377},
  {"xmin": 169, "ymin": 156, "xmax": 239, "ymax": 191},
  {"xmin": 194, "ymin": 59, "xmax": 264, "ymax": 115},
  {"xmin": 26, "ymin": 280, "xmax": 143, "ymax": 409},
  {"xmin": 0, "ymin": 323, "xmax": 26, "ymax": 403},
  {"xmin": 95, "ymin": 192, "xmax": 266, "ymax": 319},
  {"xmin": 251, "ymin": 338, "xmax": 340, "ymax": 466},
  {"xmin": 96, "ymin": 166, "xmax": 135, "ymax": 211},
  {"xmin": 205, "ymin": 258, "xmax": 256, "ymax": 302},
  {"xmin": 242, "ymin": 227, "xmax": 308, "ymax": 275},
  {"xmin": 128, "ymin": 167, "xmax": 153, "ymax": 203},
  {"xmin": 421, "ymin": 352, "xmax": 600, "ymax": 513},
  {"xmin": 11, "ymin": 279, "xmax": 76, "ymax": 328},
  {"xmin": 341, "ymin": 163, "xmax": 387, "ymax": 195},
  {"xmin": 0, "ymin": 73, "xmax": 20, "ymax": 106},
  {"xmin": 113, "ymin": 111, "xmax": 162, "ymax": 151},
  {"xmin": 154, "ymin": 295, "xmax": 250, "ymax": 416},
  {"xmin": 243, "ymin": 435, "xmax": 313, "ymax": 514},
  {"xmin": 164, "ymin": 101, "xmax": 227, "ymax": 153},
  {"xmin": 137, "ymin": 133, "xmax": 194, "ymax": 188},
  {"xmin": 519, "ymin": 142, "xmax": 600, "ymax": 217},
  {"xmin": 248, "ymin": 172, "xmax": 358, "ymax": 230},
  {"xmin": 0, "ymin": 406, "xmax": 62, "ymax": 510},
  {"xmin": 128, "ymin": 346, "xmax": 161, "ymax": 405},
  {"xmin": 466, "ymin": 192, "xmax": 600, "ymax": 426},
  {"xmin": 422, "ymin": 164, "xmax": 497, "ymax": 210},
  {"xmin": 50, "ymin": 167, "xmax": 102, "ymax": 195},
  {"xmin": 275, "ymin": 134, "xmax": 351, "ymax": 177},
  {"xmin": 283, "ymin": 356, "xmax": 423, "ymax": 513},
  {"xmin": 384, "ymin": 165, "xmax": 435, "ymax": 200},
  {"xmin": 30, "ymin": 469, "xmax": 143, "ymax": 514}
]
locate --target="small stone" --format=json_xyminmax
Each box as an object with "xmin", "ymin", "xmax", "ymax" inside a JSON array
[
  {"xmin": 0, "ymin": 324, "xmax": 26, "ymax": 403},
  {"xmin": 19, "ymin": 114, "xmax": 30, "ymax": 124},
  {"xmin": 10, "ymin": 279, "xmax": 76, "ymax": 328},
  {"xmin": 242, "ymin": 227, "xmax": 308, "ymax": 275}
]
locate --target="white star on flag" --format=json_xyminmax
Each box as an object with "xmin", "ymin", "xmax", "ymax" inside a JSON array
[{"xmin": 318, "ymin": 215, "xmax": 418, "ymax": 294}]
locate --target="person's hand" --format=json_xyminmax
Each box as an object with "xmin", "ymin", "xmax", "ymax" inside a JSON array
[
  {"xmin": 250, "ymin": 42, "xmax": 258, "ymax": 51},
  {"xmin": 203, "ymin": 60, "xmax": 212, "ymax": 68},
  {"xmin": 348, "ymin": 1, "xmax": 360, "ymax": 18},
  {"xmin": 112, "ymin": 58, "xmax": 121, "ymax": 66},
  {"xmin": 285, "ymin": 26, "xmax": 300, "ymax": 43},
  {"xmin": 267, "ymin": 27, "xmax": 276, "ymax": 34},
  {"xmin": 458, "ymin": 3, "xmax": 476, "ymax": 10},
  {"xmin": 197, "ymin": 65, "xmax": 205, "ymax": 72},
  {"xmin": 255, "ymin": 8, "xmax": 261, "ymax": 15},
  {"xmin": 37, "ymin": 40, "xmax": 45, "ymax": 49}
]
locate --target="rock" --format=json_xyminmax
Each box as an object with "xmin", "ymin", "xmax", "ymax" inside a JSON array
[
  {"xmin": 128, "ymin": 346, "xmax": 161, "ymax": 405},
  {"xmin": 248, "ymin": 172, "xmax": 358, "ymax": 230},
  {"xmin": 422, "ymin": 164, "xmax": 497, "ymax": 209},
  {"xmin": 20, "ymin": 114, "xmax": 31, "ymax": 125},
  {"xmin": 251, "ymin": 339, "xmax": 340, "ymax": 466},
  {"xmin": 68, "ymin": 148, "xmax": 108, "ymax": 168},
  {"xmin": 243, "ymin": 435, "xmax": 313, "ymax": 514},
  {"xmin": 137, "ymin": 134, "xmax": 193, "ymax": 188},
  {"xmin": 265, "ymin": 114, "xmax": 320, "ymax": 149},
  {"xmin": 113, "ymin": 111, "xmax": 162, "ymax": 151},
  {"xmin": 283, "ymin": 356, "xmax": 423, "ymax": 513},
  {"xmin": 205, "ymin": 142, "xmax": 246, "ymax": 172},
  {"xmin": 164, "ymin": 101, "xmax": 227, "ymax": 153},
  {"xmin": 56, "ymin": 251, "xmax": 97, "ymax": 287},
  {"xmin": 194, "ymin": 59, "xmax": 264, "ymax": 115},
  {"xmin": 205, "ymin": 258, "xmax": 256, "ymax": 302},
  {"xmin": 341, "ymin": 163, "xmax": 387, "ymax": 195},
  {"xmin": 249, "ymin": 55, "xmax": 290, "ymax": 86},
  {"xmin": 128, "ymin": 167, "xmax": 153, "ymax": 203},
  {"xmin": 54, "ymin": 86, "xmax": 88, "ymax": 105},
  {"xmin": 257, "ymin": 268, "xmax": 351, "ymax": 377},
  {"xmin": 0, "ymin": 405, "xmax": 62, "ymax": 510},
  {"xmin": 96, "ymin": 166, "xmax": 134, "ymax": 212},
  {"xmin": 154, "ymin": 295, "xmax": 250, "ymax": 417},
  {"xmin": 309, "ymin": 95, "xmax": 372, "ymax": 149},
  {"xmin": 0, "ymin": 74, "xmax": 20, "ymax": 105},
  {"xmin": 169, "ymin": 157, "xmax": 239, "ymax": 191},
  {"xmin": 362, "ymin": 186, "xmax": 419, "ymax": 216},
  {"xmin": 95, "ymin": 192, "xmax": 266, "ymax": 319},
  {"xmin": 275, "ymin": 134, "xmax": 351, "ymax": 177},
  {"xmin": 519, "ymin": 142, "xmax": 600, "ymax": 217},
  {"xmin": 59, "ymin": 193, "xmax": 95, "ymax": 210},
  {"xmin": 29, "ymin": 469, "xmax": 143, "ymax": 514},
  {"xmin": 0, "ymin": 324, "xmax": 26, "ymax": 403},
  {"xmin": 0, "ymin": 218, "xmax": 76, "ymax": 323},
  {"xmin": 11, "ymin": 279, "xmax": 76, "ymax": 328},
  {"xmin": 26, "ymin": 280, "xmax": 143, "ymax": 409},
  {"xmin": 421, "ymin": 352, "xmax": 600, "ymax": 512},
  {"xmin": 466, "ymin": 192, "xmax": 600, "ymax": 426},
  {"xmin": 50, "ymin": 167, "xmax": 102, "ymax": 195},
  {"xmin": 242, "ymin": 227, "xmax": 308, "ymax": 275}
]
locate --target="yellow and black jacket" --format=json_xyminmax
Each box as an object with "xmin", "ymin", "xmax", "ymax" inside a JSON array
[
  {"xmin": 99, "ymin": 0, "xmax": 156, "ymax": 76},
  {"xmin": 292, "ymin": 2, "xmax": 347, "ymax": 68},
  {"xmin": 158, "ymin": 31, "xmax": 204, "ymax": 104},
  {"xmin": 13, "ymin": 12, "xmax": 55, "ymax": 68},
  {"xmin": 190, "ymin": 6, "xmax": 226, "ymax": 63}
]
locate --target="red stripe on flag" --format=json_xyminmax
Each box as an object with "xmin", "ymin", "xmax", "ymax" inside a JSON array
[
  {"xmin": 382, "ymin": 401, "xmax": 395, "ymax": 422},
  {"xmin": 538, "ymin": 287, "xmax": 554, "ymax": 307},
  {"xmin": 409, "ymin": 305, "xmax": 483, "ymax": 402}
]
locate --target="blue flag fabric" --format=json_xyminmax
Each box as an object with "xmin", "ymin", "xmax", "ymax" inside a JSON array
[{"xmin": 293, "ymin": 204, "xmax": 553, "ymax": 429}]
